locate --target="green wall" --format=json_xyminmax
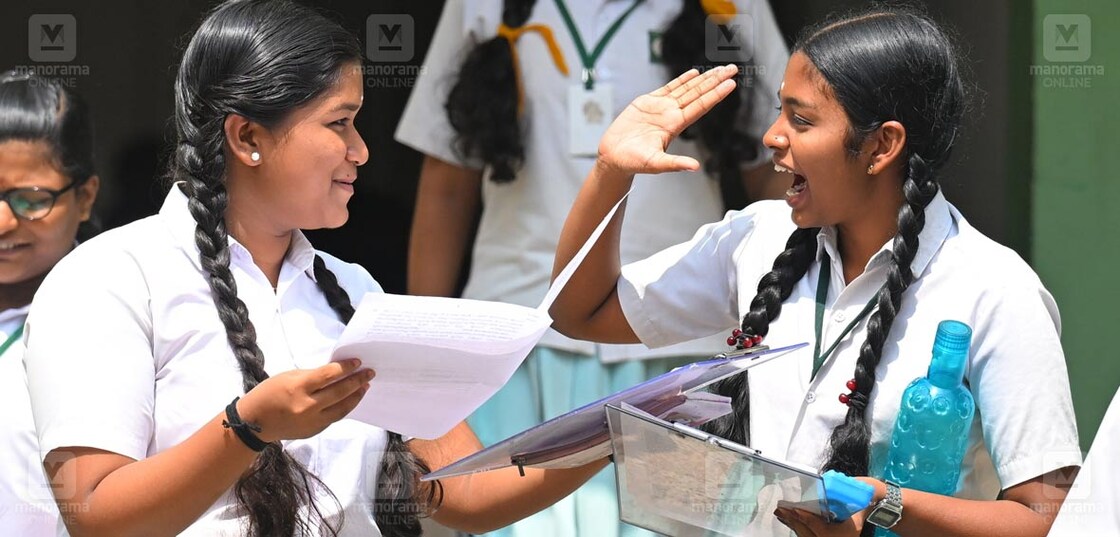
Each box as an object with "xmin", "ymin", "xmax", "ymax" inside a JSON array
[{"xmin": 1032, "ymin": 0, "xmax": 1120, "ymax": 450}]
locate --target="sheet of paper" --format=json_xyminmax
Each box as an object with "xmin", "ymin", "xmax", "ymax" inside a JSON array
[
  {"xmin": 333, "ymin": 293, "xmax": 551, "ymax": 439},
  {"xmin": 331, "ymin": 194, "xmax": 631, "ymax": 439}
]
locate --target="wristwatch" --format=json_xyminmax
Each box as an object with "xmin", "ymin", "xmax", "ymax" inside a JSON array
[{"xmin": 865, "ymin": 480, "xmax": 903, "ymax": 529}]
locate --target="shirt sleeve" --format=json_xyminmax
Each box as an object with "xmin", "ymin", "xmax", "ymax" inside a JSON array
[
  {"xmin": 618, "ymin": 204, "xmax": 773, "ymax": 348},
  {"xmin": 24, "ymin": 242, "xmax": 156, "ymax": 461},
  {"xmin": 394, "ymin": 0, "xmax": 495, "ymax": 169},
  {"xmin": 736, "ymin": 0, "xmax": 789, "ymax": 168},
  {"xmin": 969, "ymin": 271, "xmax": 1082, "ymax": 489}
]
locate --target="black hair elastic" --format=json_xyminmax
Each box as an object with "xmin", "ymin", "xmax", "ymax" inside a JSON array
[{"xmin": 222, "ymin": 396, "xmax": 269, "ymax": 452}]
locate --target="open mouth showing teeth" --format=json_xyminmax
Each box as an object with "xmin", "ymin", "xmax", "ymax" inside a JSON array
[
  {"xmin": 0, "ymin": 243, "xmax": 29, "ymax": 252},
  {"xmin": 786, "ymin": 175, "xmax": 807, "ymax": 197},
  {"xmin": 775, "ymin": 163, "xmax": 807, "ymax": 197}
]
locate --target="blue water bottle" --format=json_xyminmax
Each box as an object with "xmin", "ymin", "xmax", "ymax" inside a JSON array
[{"xmin": 876, "ymin": 320, "xmax": 974, "ymax": 536}]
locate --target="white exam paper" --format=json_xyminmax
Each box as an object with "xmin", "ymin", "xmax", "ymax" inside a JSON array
[{"xmin": 331, "ymin": 194, "xmax": 630, "ymax": 439}]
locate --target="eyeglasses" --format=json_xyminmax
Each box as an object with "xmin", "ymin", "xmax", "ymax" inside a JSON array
[{"xmin": 0, "ymin": 181, "xmax": 82, "ymax": 221}]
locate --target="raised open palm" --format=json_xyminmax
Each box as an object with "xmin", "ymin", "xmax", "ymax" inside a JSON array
[{"xmin": 597, "ymin": 64, "xmax": 739, "ymax": 175}]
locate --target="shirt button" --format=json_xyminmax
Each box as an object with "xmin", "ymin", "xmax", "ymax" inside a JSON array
[
  {"xmin": 833, "ymin": 311, "xmax": 847, "ymax": 323},
  {"xmin": 805, "ymin": 392, "xmax": 817, "ymax": 403}
]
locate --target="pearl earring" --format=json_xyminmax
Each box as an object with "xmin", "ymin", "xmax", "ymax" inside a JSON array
[
  {"xmin": 250, "ymin": 151, "xmax": 261, "ymax": 162},
  {"xmin": 867, "ymin": 164, "xmax": 874, "ymax": 175}
]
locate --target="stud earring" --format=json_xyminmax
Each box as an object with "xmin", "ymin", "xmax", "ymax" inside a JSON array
[
  {"xmin": 250, "ymin": 151, "xmax": 261, "ymax": 162},
  {"xmin": 867, "ymin": 163, "xmax": 874, "ymax": 175}
]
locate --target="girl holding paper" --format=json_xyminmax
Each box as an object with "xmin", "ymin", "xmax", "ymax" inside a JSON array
[
  {"xmin": 551, "ymin": 7, "xmax": 1080, "ymax": 537},
  {"xmin": 0, "ymin": 72, "xmax": 101, "ymax": 536},
  {"xmin": 23, "ymin": 2, "xmax": 604, "ymax": 536}
]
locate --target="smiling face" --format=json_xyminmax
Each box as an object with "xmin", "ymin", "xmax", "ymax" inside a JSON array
[
  {"xmin": 234, "ymin": 63, "xmax": 369, "ymax": 233},
  {"xmin": 0, "ymin": 140, "xmax": 97, "ymax": 286},
  {"xmin": 764, "ymin": 53, "xmax": 881, "ymax": 230}
]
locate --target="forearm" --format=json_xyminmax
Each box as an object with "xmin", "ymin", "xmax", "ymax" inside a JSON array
[
  {"xmin": 407, "ymin": 156, "xmax": 482, "ymax": 297},
  {"xmin": 57, "ymin": 414, "xmax": 258, "ymax": 537},
  {"xmin": 869, "ymin": 478, "xmax": 1064, "ymax": 537},
  {"xmin": 434, "ymin": 459, "xmax": 610, "ymax": 533},
  {"xmin": 549, "ymin": 159, "xmax": 634, "ymax": 338}
]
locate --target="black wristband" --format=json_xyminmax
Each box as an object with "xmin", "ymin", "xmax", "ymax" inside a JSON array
[{"xmin": 222, "ymin": 397, "xmax": 269, "ymax": 452}]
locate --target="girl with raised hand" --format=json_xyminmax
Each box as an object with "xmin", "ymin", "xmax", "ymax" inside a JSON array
[
  {"xmin": 551, "ymin": 8, "xmax": 1079, "ymax": 537},
  {"xmin": 0, "ymin": 72, "xmax": 100, "ymax": 536},
  {"xmin": 22, "ymin": 2, "xmax": 602, "ymax": 536}
]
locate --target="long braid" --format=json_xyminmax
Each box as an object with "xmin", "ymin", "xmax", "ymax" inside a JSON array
[
  {"xmin": 821, "ymin": 153, "xmax": 939, "ymax": 478},
  {"xmin": 311, "ymin": 256, "xmax": 441, "ymax": 537},
  {"xmin": 703, "ymin": 227, "xmax": 818, "ymax": 444},
  {"xmin": 176, "ymin": 112, "xmax": 340, "ymax": 536},
  {"xmin": 446, "ymin": 0, "xmax": 537, "ymax": 183}
]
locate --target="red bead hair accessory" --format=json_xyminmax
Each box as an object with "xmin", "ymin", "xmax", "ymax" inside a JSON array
[
  {"xmin": 726, "ymin": 328, "xmax": 763, "ymax": 349},
  {"xmin": 840, "ymin": 378, "xmax": 858, "ymax": 406}
]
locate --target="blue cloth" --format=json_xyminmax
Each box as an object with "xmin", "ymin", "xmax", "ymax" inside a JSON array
[{"xmin": 467, "ymin": 346, "xmax": 699, "ymax": 537}]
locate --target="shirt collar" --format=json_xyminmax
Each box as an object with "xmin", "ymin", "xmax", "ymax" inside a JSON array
[
  {"xmin": 0, "ymin": 304, "xmax": 31, "ymax": 326},
  {"xmin": 160, "ymin": 183, "xmax": 319, "ymax": 282},
  {"xmin": 815, "ymin": 189, "xmax": 953, "ymax": 279}
]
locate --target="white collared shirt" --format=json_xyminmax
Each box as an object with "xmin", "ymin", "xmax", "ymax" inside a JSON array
[
  {"xmin": 396, "ymin": 0, "xmax": 789, "ymax": 361},
  {"xmin": 24, "ymin": 185, "xmax": 389, "ymax": 536},
  {"xmin": 618, "ymin": 192, "xmax": 1081, "ymax": 497},
  {"xmin": 0, "ymin": 304, "xmax": 62, "ymax": 536}
]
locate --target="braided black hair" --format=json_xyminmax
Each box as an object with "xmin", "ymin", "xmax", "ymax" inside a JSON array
[
  {"xmin": 704, "ymin": 8, "xmax": 967, "ymax": 491},
  {"xmin": 173, "ymin": 1, "xmax": 431, "ymax": 535},
  {"xmin": 445, "ymin": 0, "xmax": 756, "ymax": 186}
]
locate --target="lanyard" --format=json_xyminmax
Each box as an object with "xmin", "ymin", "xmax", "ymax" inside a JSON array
[
  {"xmin": 812, "ymin": 255, "xmax": 880, "ymax": 380},
  {"xmin": 0, "ymin": 324, "xmax": 25, "ymax": 358},
  {"xmin": 553, "ymin": 0, "xmax": 645, "ymax": 89}
]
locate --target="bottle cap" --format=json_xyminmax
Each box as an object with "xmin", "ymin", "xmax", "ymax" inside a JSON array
[{"xmin": 929, "ymin": 320, "xmax": 972, "ymax": 385}]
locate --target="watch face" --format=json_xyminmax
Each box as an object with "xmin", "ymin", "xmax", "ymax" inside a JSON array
[{"xmin": 867, "ymin": 506, "xmax": 902, "ymax": 528}]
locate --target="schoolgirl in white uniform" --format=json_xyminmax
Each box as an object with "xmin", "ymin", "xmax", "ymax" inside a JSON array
[
  {"xmin": 0, "ymin": 73, "xmax": 100, "ymax": 536},
  {"xmin": 551, "ymin": 8, "xmax": 1081, "ymax": 537},
  {"xmin": 23, "ymin": 2, "xmax": 602, "ymax": 536}
]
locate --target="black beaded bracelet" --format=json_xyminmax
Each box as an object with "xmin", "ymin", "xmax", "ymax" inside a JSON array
[{"xmin": 222, "ymin": 397, "xmax": 269, "ymax": 452}]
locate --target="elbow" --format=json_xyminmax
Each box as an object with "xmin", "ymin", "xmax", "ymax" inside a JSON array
[{"xmin": 548, "ymin": 304, "xmax": 590, "ymax": 341}]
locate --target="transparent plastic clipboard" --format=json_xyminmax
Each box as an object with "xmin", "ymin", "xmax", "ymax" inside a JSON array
[{"xmin": 606, "ymin": 403, "xmax": 827, "ymax": 537}]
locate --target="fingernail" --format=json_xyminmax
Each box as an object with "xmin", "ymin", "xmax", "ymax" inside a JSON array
[
  {"xmin": 350, "ymin": 358, "xmax": 361, "ymax": 367},
  {"xmin": 365, "ymin": 370, "xmax": 376, "ymax": 380}
]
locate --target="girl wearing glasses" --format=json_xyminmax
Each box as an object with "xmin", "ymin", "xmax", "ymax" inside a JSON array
[
  {"xmin": 551, "ymin": 7, "xmax": 1079, "ymax": 537},
  {"xmin": 22, "ymin": 2, "xmax": 602, "ymax": 536},
  {"xmin": 0, "ymin": 72, "xmax": 100, "ymax": 535}
]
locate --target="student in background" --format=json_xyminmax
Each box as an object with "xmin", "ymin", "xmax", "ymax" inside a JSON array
[
  {"xmin": 551, "ymin": 8, "xmax": 1080, "ymax": 537},
  {"xmin": 0, "ymin": 72, "xmax": 100, "ymax": 536},
  {"xmin": 396, "ymin": 1, "xmax": 788, "ymax": 534},
  {"xmin": 22, "ymin": 2, "xmax": 606, "ymax": 536}
]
